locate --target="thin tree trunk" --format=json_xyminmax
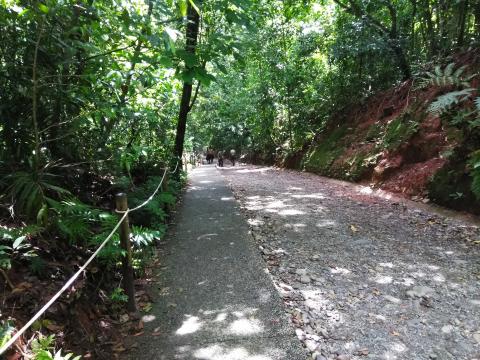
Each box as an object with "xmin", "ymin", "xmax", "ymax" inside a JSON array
[
  {"xmin": 174, "ymin": 3, "xmax": 201, "ymax": 168},
  {"xmin": 457, "ymin": 0, "xmax": 469, "ymax": 47}
]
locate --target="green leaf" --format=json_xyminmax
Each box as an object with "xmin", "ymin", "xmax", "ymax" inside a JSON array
[
  {"xmin": 178, "ymin": 0, "xmax": 187, "ymax": 16},
  {"xmin": 38, "ymin": 3, "xmax": 49, "ymax": 13},
  {"xmin": 12, "ymin": 235, "xmax": 26, "ymax": 250}
]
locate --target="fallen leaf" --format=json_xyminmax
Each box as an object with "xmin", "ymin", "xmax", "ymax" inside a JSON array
[{"xmin": 350, "ymin": 225, "xmax": 358, "ymax": 233}]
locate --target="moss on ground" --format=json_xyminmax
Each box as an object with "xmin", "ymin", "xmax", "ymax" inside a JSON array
[{"xmin": 303, "ymin": 126, "xmax": 348, "ymax": 174}]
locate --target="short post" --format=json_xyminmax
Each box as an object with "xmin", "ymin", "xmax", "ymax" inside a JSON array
[{"xmin": 115, "ymin": 193, "xmax": 136, "ymax": 313}]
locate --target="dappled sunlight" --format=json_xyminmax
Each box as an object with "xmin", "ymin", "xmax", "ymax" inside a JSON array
[
  {"xmin": 191, "ymin": 344, "xmax": 276, "ymax": 360},
  {"xmin": 234, "ymin": 167, "xmax": 271, "ymax": 174},
  {"xmin": 176, "ymin": 315, "xmax": 203, "ymax": 335},
  {"xmin": 141, "ymin": 314, "xmax": 156, "ymax": 323},
  {"xmin": 278, "ymin": 209, "xmax": 305, "ymax": 216},
  {"xmin": 372, "ymin": 275, "xmax": 393, "ymax": 284},
  {"xmin": 330, "ymin": 267, "xmax": 351, "ymax": 275},
  {"xmin": 316, "ymin": 219, "xmax": 337, "ymax": 228},
  {"xmin": 265, "ymin": 200, "xmax": 289, "ymax": 209},
  {"xmin": 290, "ymin": 193, "xmax": 325, "ymax": 200},
  {"xmin": 228, "ymin": 318, "xmax": 264, "ymax": 336},
  {"xmin": 248, "ymin": 218, "xmax": 264, "ymax": 226}
]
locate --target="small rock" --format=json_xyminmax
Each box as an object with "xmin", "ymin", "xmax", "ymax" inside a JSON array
[
  {"xmin": 473, "ymin": 332, "xmax": 480, "ymax": 344},
  {"xmin": 442, "ymin": 325, "xmax": 454, "ymax": 334},
  {"xmin": 300, "ymin": 275, "xmax": 311, "ymax": 284},
  {"xmin": 305, "ymin": 339, "xmax": 320, "ymax": 352}
]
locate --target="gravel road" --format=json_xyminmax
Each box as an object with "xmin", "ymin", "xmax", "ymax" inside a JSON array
[{"xmin": 220, "ymin": 164, "xmax": 480, "ymax": 360}]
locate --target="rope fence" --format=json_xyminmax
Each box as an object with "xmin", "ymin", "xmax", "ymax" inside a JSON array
[{"xmin": 0, "ymin": 160, "xmax": 179, "ymax": 356}]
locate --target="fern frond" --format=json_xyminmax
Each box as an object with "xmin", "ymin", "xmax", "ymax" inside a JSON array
[
  {"xmin": 444, "ymin": 63, "xmax": 455, "ymax": 77},
  {"xmin": 474, "ymin": 97, "xmax": 480, "ymax": 112},
  {"xmin": 428, "ymin": 88, "xmax": 474, "ymax": 115},
  {"xmin": 416, "ymin": 63, "xmax": 474, "ymax": 90}
]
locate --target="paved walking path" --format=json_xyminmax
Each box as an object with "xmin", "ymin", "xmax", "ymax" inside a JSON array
[{"xmin": 130, "ymin": 164, "xmax": 307, "ymax": 359}]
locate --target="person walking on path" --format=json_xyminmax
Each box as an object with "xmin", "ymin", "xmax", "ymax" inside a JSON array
[
  {"xmin": 217, "ymin": 150, "xmax": 224, "ymax": 167},
  {"xmin": 230, "ymin": 148, "xmax": 236, "ymax": 166}
]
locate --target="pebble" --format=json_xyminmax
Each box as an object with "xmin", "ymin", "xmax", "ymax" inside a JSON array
[
  {"xmin": 473, "ymin": 332, "xmax": 480, "ymax": 344},
  {"xmin": 300, "ymin": 275, "xmax": 311, "ymax": 284}
]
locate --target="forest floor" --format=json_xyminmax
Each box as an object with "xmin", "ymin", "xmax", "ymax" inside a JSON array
[{"xmin": 219, "ymin": 164, "xmax": 480, "ymax": 360}]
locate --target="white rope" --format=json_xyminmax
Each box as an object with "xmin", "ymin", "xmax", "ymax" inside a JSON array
[{"xmin": 0, "ymin": 160, "xmax": 179, "ymax": 355}]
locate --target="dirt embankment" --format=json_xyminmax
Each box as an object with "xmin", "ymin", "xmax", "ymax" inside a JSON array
[{"xmin": 283, "ymin": 49, "xmax": 480, "ymax": 214}]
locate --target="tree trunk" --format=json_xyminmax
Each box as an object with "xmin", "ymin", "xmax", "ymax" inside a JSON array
[
  {"xmin": 391, "ymin": 42, "xmax": 412, "ymax": 80},
  {"xmin": 173, "ymin": 3, "xmax": 201, "ymax": 168},
  {"xmin": 457, "ymin": 0, "xmax": 469, "ymax": 47}
]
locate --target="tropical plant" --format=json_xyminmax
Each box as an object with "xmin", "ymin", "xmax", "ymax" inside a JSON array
[{"xmin": 417, "ymin": 63, "xmax": 473, "ymax": 89}]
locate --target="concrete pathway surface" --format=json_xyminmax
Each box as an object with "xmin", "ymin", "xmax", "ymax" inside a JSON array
[{"xmin": 129, "ymin": 164, "xmax": 307, "ymax": 359}]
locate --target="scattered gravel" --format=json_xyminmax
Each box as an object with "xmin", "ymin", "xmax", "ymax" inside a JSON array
[{"xmin": 221, "ymin": 165, "xmax": 480, "ymax": 360}]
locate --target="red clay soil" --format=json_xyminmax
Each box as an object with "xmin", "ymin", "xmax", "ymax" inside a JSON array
[{"xmin": 308, "ymin": 48, "xmax": 480, "ymax": 201}]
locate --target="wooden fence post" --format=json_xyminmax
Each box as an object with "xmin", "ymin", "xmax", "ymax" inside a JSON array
[{"xmin": 115, "ymin": 193, "xmax": 136, "ymax": 313}]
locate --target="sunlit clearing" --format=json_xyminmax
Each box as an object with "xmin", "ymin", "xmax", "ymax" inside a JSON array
[
  {"xmin": 278, "ymin": 209, "xmax": 305, "ymax": 216},
  {"xmin": 228, "ymin": 318, "xmax": 264, "ymax": 336},
  {"xmin": 176, "ymin": 316, "xmax": 203, "ymax": 335},
  {"xmin": 193, "ymin": 344, "xmax": 274, "ymax": 360}
]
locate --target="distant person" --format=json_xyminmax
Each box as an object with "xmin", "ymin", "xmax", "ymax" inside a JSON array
[
  {"xmin": 217, "ymin": 150, "xmax": 224, "ymax": 167},
  {"xmin": 206, "ymin": 149, "xmax": 214, "ymax": 164},
  {"xmin": 230, "ymin": 149, "xmax": 236, "ymax": 166}
]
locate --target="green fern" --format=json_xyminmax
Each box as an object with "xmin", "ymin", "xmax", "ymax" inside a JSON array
[
  {"xmin": 427, "ymin": 88, "xmax": 475, "ymax": 115},
  {"xmin": 4, "ymin": 169, "xmax": 70, "ymax": 220},
  {"xmin": 474, "ymin": 97, "xmax": 480, "ymax": 112},
  {"xmin": 417, "ymin": 63, "xmax": 473, "ymax": 89}
]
